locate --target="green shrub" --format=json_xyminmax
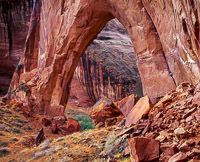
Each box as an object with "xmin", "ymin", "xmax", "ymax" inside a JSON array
[{"xmin": 67, "ymin": 115, "xmax": 95, "ymax": 131}]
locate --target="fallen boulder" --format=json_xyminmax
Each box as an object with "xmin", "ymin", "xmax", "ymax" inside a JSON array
[
  {"xmin": 89, "ymin": 97, "xmax": 124, "ymax": 128},
  {"xmin": 115, "ymin": 94, "xmax": 138, "ymax": 117},
  {"xmin": 52, "ymin": 117, "xmax": 81, "ymax": 135},
  {"xmin": 128, "ymin": 137, "xmax": 159, "ymax": 162},
  {"xmin": 41, "ymin": 115, "xmax": 81, "ymax": 135},
  {"xmin": 125, "ymin": 96, "xmax": 152, "ymax": 127},
  {"xmin": 66, "ymin": 117, "xmax": 82, "ymax": 135}
]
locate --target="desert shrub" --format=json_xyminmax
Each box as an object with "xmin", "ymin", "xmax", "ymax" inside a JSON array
[{"xmin": 67, "ymin": 115, "xmax": 95, "ymax": 131}]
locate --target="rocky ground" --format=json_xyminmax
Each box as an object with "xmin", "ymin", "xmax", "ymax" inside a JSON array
[
  {"xmin": 0, "ymin": 82, "xmax": 200, "ymax": 162},
  {"xmin": 1, "ymin": 126, "xmax": 117, "ymax": 162},
  {"xmin": 0, "ymin": 99, "xmax": 38, "ymax": 158}
]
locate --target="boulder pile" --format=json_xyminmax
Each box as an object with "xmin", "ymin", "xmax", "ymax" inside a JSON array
[
  {"xmin": 117, "ymin": 82, "xmax": 200, "ymax": 162},
  {"xmin": 41, "ymin": 116, "xmax": 82, "ymax": 136},
  {"xmin": 89, "ymin": 97, "xmax": 124, "ymax": 128}
]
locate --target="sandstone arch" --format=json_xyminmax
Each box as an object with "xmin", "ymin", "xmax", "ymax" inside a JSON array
[{"xmin": 9, "ymin": 0, "xmax": 200, "ymax": 116}]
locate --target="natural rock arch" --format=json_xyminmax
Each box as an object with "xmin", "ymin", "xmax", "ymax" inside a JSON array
[{"xmin": 9, "ymin": 0, "xmax": 200, "ymax": 116}]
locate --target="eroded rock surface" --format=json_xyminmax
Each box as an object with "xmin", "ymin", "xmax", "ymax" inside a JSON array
[
  {"xmin": 115, "ymin": 82, "xmax": 200, "ymax": 161},
  {"xmin": 128, "ymin": 137, "xmax": 159, "ymax": 162},
  {"xmin": 8, "ymin": 0, "xmax": 200, "ymax": 116},
  {"xmin": 115, "ymin": 94, "xmax": 138, "ymax": 117}
]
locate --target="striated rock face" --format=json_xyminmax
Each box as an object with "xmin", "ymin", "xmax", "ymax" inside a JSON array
[
  {"xmin": 8, "ymin": 0, "xmax": 200, "ymax": 116},
  {"xmin": 69, "ymin": 19, "xmax": 142, "ymax": 107},
  {"xmin": 0, "ymin": 0, "xmax": 33, "ymax": 96}
]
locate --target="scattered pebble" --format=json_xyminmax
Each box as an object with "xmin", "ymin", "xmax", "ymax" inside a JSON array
[
  {"xmin": 12, "ymin": 137, "xmax": 19, "ymax": 141},
  {"xmin": 55, "ymin": 137, "xmax": 65, "ymax": 142},
  {"xmin": 0, "ymin": 124, "xmax": 5, "ymax": 130},
  {"xmin": 13, "ymin": 127, "xmax": 21, "ymax": 133}
]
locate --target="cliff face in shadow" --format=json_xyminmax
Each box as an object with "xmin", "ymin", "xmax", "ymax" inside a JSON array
[
  {"xmin": 69, "ymin": 19, "xmax": 143, "ymax": 107},
  {"xmin": 0, "ymin": 0, "xmax": 33, "ymax": 96}
]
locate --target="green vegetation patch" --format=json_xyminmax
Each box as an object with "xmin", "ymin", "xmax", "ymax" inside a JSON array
[
  {"xmin": 66, "ymin": 108, "xmax": 95, "ymax": 132},
  {"xmin": 73, "ymin": 115, "xmax": 95, "ymax": 131}
]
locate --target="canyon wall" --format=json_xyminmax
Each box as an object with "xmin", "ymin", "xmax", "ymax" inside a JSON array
[
  {"xmin": 8, "ymin": 0, "xmax": 200, "ymax": 116},
  {"xmin": 0, "ymin": 0, "xmax": 33, "ymax": 96}
]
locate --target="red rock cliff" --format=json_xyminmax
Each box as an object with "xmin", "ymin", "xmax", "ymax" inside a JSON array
[
  {"xmin": 8, "ymin": 0, "xmax": 200, "ymax": 116},
  {"xmin": 0, "ymin": 0, "xmax": 33, "ymax": 96}
]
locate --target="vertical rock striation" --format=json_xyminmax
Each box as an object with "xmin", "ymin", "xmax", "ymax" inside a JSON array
[
  {"xmin": 0, "ymin": 0, "xmax": 33, "ymax": 96},
  {"xmin": 69, "ymin": 19, "xmax": 143, "ymax": 107}
]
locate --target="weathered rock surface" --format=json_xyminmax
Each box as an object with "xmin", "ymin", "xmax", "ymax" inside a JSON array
[
  {"xmin": 115, "ymin": 82, "xmax": 200, "ymax": 161},
  {"xmin": 115, "ymin": 94, "xmax": 138, "ymax": 117},
  {"xmin": 66, "ymin": 117, "xmax": 82, "ymax": 135},
  {"xmin": 88, "ymin": 98, "xmax": 124, "ymax": 128},
  {"xmin": 0, "ymin": 2, "xmax": 143, "ymax": 109},
  {"xmin": 125, "ymin": 96, "xmax": 152, "ymax": 127},
  {"xmin": 7, "ymin": 0, "xmax": 200, "ymax": 117},
  {"xmin": 168, "ymin": 152, "xmax": 188, "ymax": 162},
  {"xmin": 128, "ymin": 137, "xmax": 159, "ymax": 162},
  {"xmin": 0, "ymin": 0, "xmax": 33, "ymax": 96},
  {"xmin": 41, "ymin": 116, "xmax": 81, "ymax": 136}
]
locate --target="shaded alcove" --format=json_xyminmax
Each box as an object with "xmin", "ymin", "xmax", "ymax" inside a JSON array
[{"xmin": 68, "ymin": 19, "xmax": 143, "ymax": 107}]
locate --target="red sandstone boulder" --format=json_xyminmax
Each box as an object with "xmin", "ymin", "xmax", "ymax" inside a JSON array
[
  {"xmin": 125, "ymin": 96, "xmax": 152, "ymax": 127},
  {"xmin": 128, "ymin": 137, "xmax": 159, "ymax": 162},
  {"xmin": 45, "ymin": 105, "xmax": 65, "ymax": 117},
  {"xmin": 115, "ymin": 94, "xmax": 138, "ymax": 117},
  {"xmin": 66, "ymin": 117, "xmax": 82, "ymax": 135},
  {"xmin": 40, "ymin": 115, "xmax": 81, "ymax": 135},
  {"xmin": 50, "ymin": 117, "xmax": 81, "ymax": 135},
  {"xmin": 89, "ymin": 97, "xmax": 124, "ymax": 127},
  {"xmin": 160, "ymin": 144, "xmax": 179, "ymax": 162}
]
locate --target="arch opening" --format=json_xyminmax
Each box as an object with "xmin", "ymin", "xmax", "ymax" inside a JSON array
[{"xmin": 68, "ymin": 19, "xmax": 143, "ymax": 108}]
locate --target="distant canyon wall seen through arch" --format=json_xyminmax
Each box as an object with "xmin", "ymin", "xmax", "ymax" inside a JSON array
[{"xmin": 69, "ymin": 19, "xmax": 143, "ymax": 107}]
